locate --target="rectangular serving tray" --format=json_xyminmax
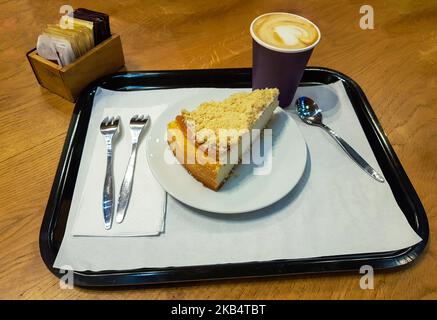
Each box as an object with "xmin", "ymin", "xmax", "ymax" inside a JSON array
[{"xmin": 39, "ymin": 67, "xmax": 429, "ymax": 287}]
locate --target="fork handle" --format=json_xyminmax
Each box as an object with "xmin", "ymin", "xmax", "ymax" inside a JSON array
[
  {"xmin": 103, "ymin": 139, "xmax": 115, "ymax": 230},
  {"xmin": 321, "ymin": 124, "xmax": 385, "ymax": 183},
  {"xmin": 115, "ymin": 142, "xmax": 139, "ymax": 223}
]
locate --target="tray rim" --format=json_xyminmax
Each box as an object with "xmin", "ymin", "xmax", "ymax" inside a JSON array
[{"xmin": 39, "ymin": 67, "xmax": 429, "ymax": 287}]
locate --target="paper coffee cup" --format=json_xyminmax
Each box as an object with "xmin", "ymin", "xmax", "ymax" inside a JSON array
[{"xmin": 250, "ymin": 12, "xmax": 321, "ymax": 107}]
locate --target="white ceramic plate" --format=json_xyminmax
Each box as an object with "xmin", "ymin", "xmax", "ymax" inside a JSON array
[{"xmin": 146, "ymin": 106, "xmax": 307, "ymax": 214}]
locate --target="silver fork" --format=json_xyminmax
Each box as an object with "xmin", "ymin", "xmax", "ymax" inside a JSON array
[
  {"xmin": 115, "ymin": 114, "xmax": 150, "ymax": 223},
  {"xmin": 100, "ymin": 116, "xmax": 120, "ymax": 230}
]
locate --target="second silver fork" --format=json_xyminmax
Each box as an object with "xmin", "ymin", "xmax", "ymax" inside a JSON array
[{"xmin": 115, "ymin": 114, "xmax": 150, "ymax": 223}]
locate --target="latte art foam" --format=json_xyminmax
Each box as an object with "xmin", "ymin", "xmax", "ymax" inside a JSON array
[{"xmin": 253, "ymin": 13, "xmax": 319, "ymax": 50}]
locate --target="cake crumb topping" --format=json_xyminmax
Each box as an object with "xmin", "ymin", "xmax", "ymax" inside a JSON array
[{"xmin": 181, "ymin": 88, "xmax": 279, "ymax": 146}]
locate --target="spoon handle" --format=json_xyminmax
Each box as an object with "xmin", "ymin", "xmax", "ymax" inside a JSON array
[{"xmin": 321, "ymin": 125, "xmax": 385, "ymax": 183}]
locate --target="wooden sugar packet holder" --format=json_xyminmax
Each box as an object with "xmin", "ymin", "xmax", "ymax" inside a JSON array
[{"xmin": 27, "ymin": 34, "xmax": 125, "ymax": 102}]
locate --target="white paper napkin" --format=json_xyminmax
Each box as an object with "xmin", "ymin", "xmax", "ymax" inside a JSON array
[
  {"xmin": 54, "ymin": 84, "xmax": 422, "ymax": 271},
  {"xmin": 71, "ymin": 88, "xmax": 167, "ymax": 236}
]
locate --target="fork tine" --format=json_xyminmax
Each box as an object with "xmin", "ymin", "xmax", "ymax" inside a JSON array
[
  {"xmin": 101, "ymin": 117, "xmax": 108, "ymax": 129},
  {"xmin": 128, "ymin": 114, "xmax": 148, "ymax": 125}
]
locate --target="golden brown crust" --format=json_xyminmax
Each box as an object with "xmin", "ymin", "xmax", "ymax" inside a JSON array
[
  {"xmin": 170, "ymin": 146, "xmax": 220, "ymax": 191},
  {"xmin": 167, "ymin": 120, "xmax": 221, "ymax": 191}
]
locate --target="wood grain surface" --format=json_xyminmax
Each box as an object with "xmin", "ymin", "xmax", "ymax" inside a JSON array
[{"xmin": 0, "ymin": 0, "xmax": 436, "ymax": 299}]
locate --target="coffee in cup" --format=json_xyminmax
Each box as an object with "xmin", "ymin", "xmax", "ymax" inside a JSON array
[{"xmin": 251, "ymin": 13, "xmax": 321, "ymax": 107}]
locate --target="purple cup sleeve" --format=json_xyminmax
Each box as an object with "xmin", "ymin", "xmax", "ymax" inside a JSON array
[{"xmin": 252, "ymin": 40, "xmax": 313, "ymax": 107}]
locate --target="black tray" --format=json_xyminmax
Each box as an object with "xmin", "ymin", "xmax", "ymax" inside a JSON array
[{"xmin": 39, "ymin": 67, "xmax": 429, "ymax": 287}]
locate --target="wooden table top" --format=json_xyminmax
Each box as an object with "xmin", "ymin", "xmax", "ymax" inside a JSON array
[{"xmin": 0, "ymin": 0, "xmax": 435, "ymax": 299}]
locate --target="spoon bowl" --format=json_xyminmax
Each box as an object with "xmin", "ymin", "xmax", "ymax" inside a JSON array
[{"xmin": 296, "ymin": 96, "xmax": 323, "ymax": 126}]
